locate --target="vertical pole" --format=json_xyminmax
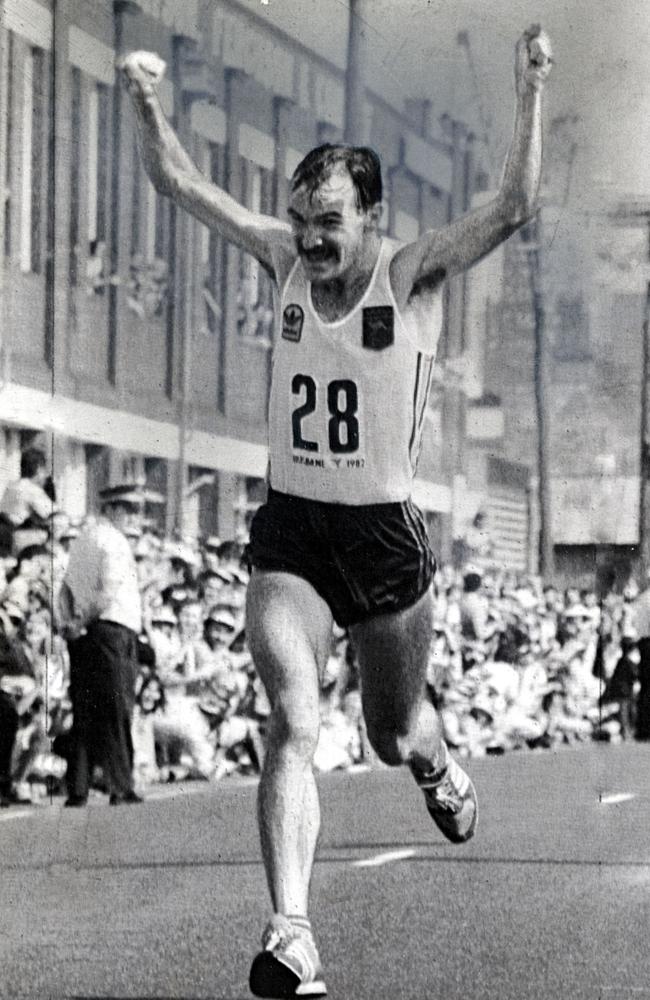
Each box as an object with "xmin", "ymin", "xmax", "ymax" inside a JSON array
[
  {"xmin": 526, "ymin": 216, "xmax": 554, "ymax": 579},
  {"xmin": 172, "ymin": 38, "xmax": 192, "ymax": 537},
  {"xmin": 0, "ymin": 0, "xmax": 8, "ymax": 380},
  {"xmin": 639, "ymin": 280, "xmax": 650, "ymax": 574},
  {"xmin": 344, "ymin": 0, "xmax": 365, "ymax": 145},
  {"xmin": 110, "ymin": 1, "xmax": 139, "ymax": 385}
]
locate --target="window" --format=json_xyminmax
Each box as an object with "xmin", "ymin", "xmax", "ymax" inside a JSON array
[
  {"xmin": 86, "ymin": 80, "xmax": 110, "ymax": 293},
  {"xmin": 130, "ymin": 144, "xmax": 141, "ymax": 258},
  {"xmin": 238, "ymin": 160, "xmax": 274, "ymax": 344},
  {"xmin": 200, "ymin": 141, "xmax": 224, "ymax": 337},
  {"xmin": 20, "ymin": 46, "xmax": 47, "ymax": 274},
  {"xmin": 126, "ymin": 142, "xmax": 169, "ymax": 320},
  {"xmin": 553, "ymin": 294, "xmax": 591, "ymax": 362}
]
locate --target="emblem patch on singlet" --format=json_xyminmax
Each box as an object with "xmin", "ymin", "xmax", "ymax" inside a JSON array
[
  {"xmin": 282, "ymin": 303, "xmax": 304, "ymax": 342},
  {"xmin": 362, "ymin": 306, "xmax": 394, "ymax": 350}
]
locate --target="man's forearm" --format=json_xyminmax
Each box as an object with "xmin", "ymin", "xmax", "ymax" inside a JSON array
[
  {"xmin": 131, "ymin": 91, "xmax": 200, "ymax": 196},
  {"xmin": 499, "ymin": 88, "xmax": 543, "ymax": 223}
]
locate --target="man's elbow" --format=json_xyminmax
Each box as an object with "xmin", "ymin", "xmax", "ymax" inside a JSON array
[
  {"xmin": 144, "ymin": 154, "xmax": 184, "ymax": 199},
  {"xmin": 501, "ymin": 188, "xmax": 539, "ymax": 229},
  {"xmin": 148, "ymin": 163, "xmax": 176, "ymax": 199}
]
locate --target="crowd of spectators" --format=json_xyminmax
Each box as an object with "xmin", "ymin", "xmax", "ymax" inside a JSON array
[{"xmin": 0, "ymin": 481, "xmax": 646, "ymax": 806}]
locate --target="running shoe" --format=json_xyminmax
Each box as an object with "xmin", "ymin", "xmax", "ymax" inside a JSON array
[
  {"xmin": 249, "ymin": 915, "xmax": 327, "ymax": 998},
  {"xmin": 412, "ymin": 740, "xmax": 478, "ymax": 844}
]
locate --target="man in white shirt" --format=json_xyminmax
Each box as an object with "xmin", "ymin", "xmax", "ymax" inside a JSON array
[{"xmin": 59, "ymin": 485, "xmax": 144, "ymax": 806}]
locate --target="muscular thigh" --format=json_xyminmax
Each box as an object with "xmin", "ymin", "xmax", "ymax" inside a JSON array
[
  {"xmin": 246, "ymin": 569, "xmax": 334, "ymax": 715},
  {"xmin": 351, "ymin": 587, "xmax": 434, "ymax": 732}
]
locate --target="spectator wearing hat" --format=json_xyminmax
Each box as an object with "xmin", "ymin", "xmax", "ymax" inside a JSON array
[
  {"xmin": 198, "ymin": 568, "xmax": 231, "ymax": 613},
  {"xmin": 460, "ymin": 568, "xmax": 501, "ymax": 669},
  {"xmin": 153, "ymin": 598, "xmax": 216, "ymax": 780},
  {"xmin": 4, "ymin": 544, "xmax": 51, "ymax": 614},
  {"xmin": 0, "ymin": 448, "xmax": 55, "ymax": 556},
  {"xmin": 147, "ymin": 604, "xmax": 181, "ymax": 673},
  {"xmin": 201, "ymin": 536, "xmax": 222, "ymax": 575},
  {"xmin": 58, "ymin": 484, "xmax": 145, "ymax": 806}
]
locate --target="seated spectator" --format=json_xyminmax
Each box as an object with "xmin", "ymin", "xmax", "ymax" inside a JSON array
[
  {"xmin": 153, "ymin": 599, "xmax": 216, "ymax": 780},
  {"xmin": 4, "ymin": 544, "xmax": 51, "ymax": 613},
  {"xmin": 11, "ymin": 608, "xmax": 69, "ymax": 802},
  {"xmin": 0, "ymin": 601, "xmax": 37, "ymax": 805},
  {"xmin": 198, "ymin": 568, "xmax": 232, "ymax": 613},
  {"xmin": 0, "ymin": 448, "xmax": 55, "ymax": 556}
]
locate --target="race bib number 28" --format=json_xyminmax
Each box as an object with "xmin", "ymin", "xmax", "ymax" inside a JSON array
[{"xmin": 291, "ymin": 373, "xmax": 360, "ymax": 456}]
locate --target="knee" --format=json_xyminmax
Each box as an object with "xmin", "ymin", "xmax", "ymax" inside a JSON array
[
  {"xmin": 365, "ymin": 724, "xmax": 411, "ymax": 768},
  {"xmin": 267, "ymin": 702, "xmax": 319, "ymax": 761}
]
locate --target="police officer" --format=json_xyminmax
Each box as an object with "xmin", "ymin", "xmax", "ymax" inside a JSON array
[{"xmin": 59, "ymin": 485, "xmax": 144, "ymax": 806}]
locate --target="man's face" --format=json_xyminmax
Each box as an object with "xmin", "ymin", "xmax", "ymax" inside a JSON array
[
  {"xmin": 109, "ymin": 503, "xmax": 141, "ymax": 537},
  {"xmin": 288, "ymin": 166, "xmax": 376, "ymax": 282},
  {"xmin": 203, "ymin": 549, "xmax": 220, "ymax": 573},
  {"xmin": 202, "ymin": 576, "xmax": 223, "ymax": 607},
  {"xmin": 205, "ymin": 620, "xmax": 233, "ymax": 649},
  {"xmin": 178, "ymin": 602, "xmax": 202, "ymax": 640}
]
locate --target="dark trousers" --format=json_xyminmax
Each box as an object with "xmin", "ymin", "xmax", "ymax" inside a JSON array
[
  {"xmin": 636, "ymin": 638, "xmax": 650, "ymax": 740},
  {"xmin": 0, "ymin": 692, "xmax": 19, "ymax": 798},
  {"xmin": 66, "ymin": 621, "xmax": 138, "ymax": 800}
]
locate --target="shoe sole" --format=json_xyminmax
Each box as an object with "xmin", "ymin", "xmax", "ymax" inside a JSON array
[{"xmin": 249, "ymin": 952, "xmax": 327, "ymax": 998}]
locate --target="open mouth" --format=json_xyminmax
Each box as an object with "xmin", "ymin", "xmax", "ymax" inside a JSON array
[{"xmin": 301, "ymin": 247, "xmax": 336, "ymax": 266}]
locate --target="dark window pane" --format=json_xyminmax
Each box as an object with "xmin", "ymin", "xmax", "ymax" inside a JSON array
[
  {"xmin": 30, "ymin": 46, "xmax": 46, "ymax": 274},
  {"xmin": 96, "ymin": 83, "xmax": 110, "ymax": 242},
  {"xmin": 3, "ymin": 31, "xmax": 14, "ymax": 258},
  {"xmin": 68, "ymin": 67, "xmax": 81, "ymax": 285},
  {"xmin": 130, "ymin": 143, "xmax": 141, "ymax": 256}
]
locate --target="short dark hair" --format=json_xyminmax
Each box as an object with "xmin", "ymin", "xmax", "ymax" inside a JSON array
[
  {"xmin": 291, "ymin": 144, "xmax": 383, "ymax": 213},
  {"xmin": 21, "ymin": 448, "xmax": 46, "ymax": 479}
]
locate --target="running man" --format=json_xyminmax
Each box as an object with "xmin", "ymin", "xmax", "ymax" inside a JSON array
[{"xmin": 120, "ymin": 25, "xmax": 552, "ymax": 998}]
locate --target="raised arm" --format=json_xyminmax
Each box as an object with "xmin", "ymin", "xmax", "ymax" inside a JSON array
[
  {"xmin": 393, "ymin": 26, "xmax": 553, "ymax": 295},
  {"xmin": 118, "ymin": 52, "xmax": 293, "ymax": 276}
]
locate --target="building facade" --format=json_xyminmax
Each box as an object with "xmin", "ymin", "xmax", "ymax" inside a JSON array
[{"xmin": 0, "ymin": 0, "xmax": 478, "ymax": 551}]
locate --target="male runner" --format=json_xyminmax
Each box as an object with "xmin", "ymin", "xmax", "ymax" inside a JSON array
[{"xmin": 120, "ymin": 26, "xmax": 552, "ymax": 998}]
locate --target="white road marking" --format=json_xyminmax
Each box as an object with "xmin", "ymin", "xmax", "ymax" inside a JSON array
[
  {"xmin": 352, "ymin": 848, "xmax": 417, "ymax": 868},
  {"xmin": 600, "ymin": 793, "xmax": 636, "ymax": 805},
  {"xmin": 0, "ymin": 809, "xmax": 32, "ymax": 822}
]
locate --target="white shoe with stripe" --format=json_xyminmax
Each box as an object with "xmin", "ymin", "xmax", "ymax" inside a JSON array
[
  {"xmin": 249, "ymin": 915, "xmax": 327, "ymax": 998},
  {"xmin": 413, "ymin": 740, "xmax": 478, "ymax": 844}
]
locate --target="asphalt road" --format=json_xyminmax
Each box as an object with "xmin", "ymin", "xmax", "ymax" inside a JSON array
[{"xmin": 0, "ymin": 743, "xmax": 649, "ymax": 1000}]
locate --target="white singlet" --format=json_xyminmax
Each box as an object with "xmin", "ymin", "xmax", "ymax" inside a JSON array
[{"xmin": 268, "ymin": 237, "xmax": 443, "ymax": 505}]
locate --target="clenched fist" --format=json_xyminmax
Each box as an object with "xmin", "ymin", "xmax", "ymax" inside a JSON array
[
  {"xmin": 117, "ymin": 50, "xmax": 167, "ymax": 101},
  {"xmin": 515, "ymin": 25, "xmax": 553, "ymax": 96}
]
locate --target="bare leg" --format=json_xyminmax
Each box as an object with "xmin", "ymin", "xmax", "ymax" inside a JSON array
[
  {"xmin": 351, "ymin": 587, "xmax": 442, "ymax": 772},
  {"xmin": 246, "ymin": 570, "xmax": 333, "ymax": 916},
  {"xmin": 352, "ymin": 586, "xmax": 477, "ymax": 843}
]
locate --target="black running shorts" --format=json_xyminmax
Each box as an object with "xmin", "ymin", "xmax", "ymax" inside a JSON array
[{"xmin": 247, "ymin": 488, "xmax": 436, "ymax": 627}]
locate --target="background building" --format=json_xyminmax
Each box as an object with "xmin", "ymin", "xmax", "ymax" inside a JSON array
[{"xmin": 0, "ymin": 0, "xmax": 481, "ymax": 559}]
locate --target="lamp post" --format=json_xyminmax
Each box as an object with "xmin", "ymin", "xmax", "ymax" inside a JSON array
[
  {"xmin": 523, "ymin": 214, "xmax": 554, "ymax": 578},
  {"xmin": 344, "ymin": 0, "xmax": 367, "ymax": 145}
]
